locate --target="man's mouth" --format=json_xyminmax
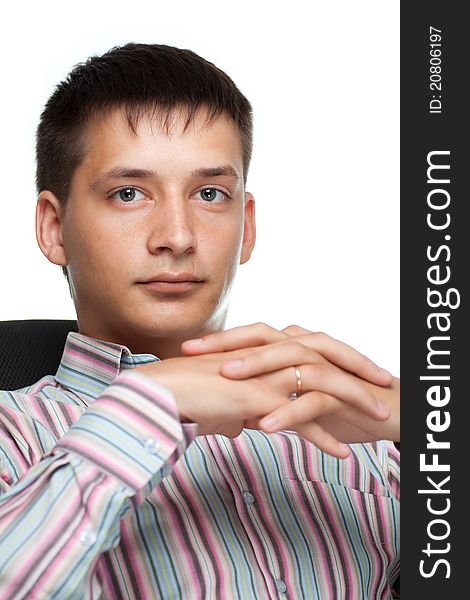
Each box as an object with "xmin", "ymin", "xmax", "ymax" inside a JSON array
[{"xmin": 138, "ymin": 273, "xmax": 204, "ymax": 294}]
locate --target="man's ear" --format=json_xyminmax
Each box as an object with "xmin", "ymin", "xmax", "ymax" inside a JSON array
[
  {"xmin": 240, "ymin": 192, "xmax": 256, "ymax": 265},
  {"xmin": 35, "ymin": 191, "xmax": 67, "ymax": 266}
]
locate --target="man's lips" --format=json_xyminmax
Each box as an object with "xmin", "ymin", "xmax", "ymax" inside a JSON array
[
  {"xmin": 139, "ymin": 273, "xmax": 203, "ymax": 284},
  {"xmin": 138, "ymin": 273, "xmax": 204, "ymax": 293}
]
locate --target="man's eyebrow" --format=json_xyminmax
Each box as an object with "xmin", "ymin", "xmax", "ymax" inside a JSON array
[
  {"xmin": 89, "ymin": 165, "xmax": 240, "ymax": 190},
  {"xmin": 190, "ymin": 165, "xmax": 239, "ymax": 179},
  {"xmin": 89, "ymin": 168, "xmax": 157, "ymax": 191}
]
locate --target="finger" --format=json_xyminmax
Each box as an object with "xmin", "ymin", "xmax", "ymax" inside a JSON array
[
  {"xmin": 244, "ymin": 401, "xmax": 351, "ymax": 459},
  {"xmin": 220, "ymin": 342, "xmax": 389, "ymax": 419},
  {"xmin": 245, "ymin": 412, "xmax": 349, "ymax": 459},
  {"xmin": 299, "ymin": 426, "xmax": 351, "ymax": 458},
  {"xmin": 283, "ymin": 326, "xmax": 391, "ymax": 385},
  {"xmin": 293, "ymin": 421, "xmax": 351, "ymax": 459},
  {"xmin": 224, "ymin": 332, "xmax": 392, "ymax": 386},
  {"xmin": 181, "ymin": 322, "xmax": 287, "ymax": 354},
  {"xmin": 258, "ymin": 391, "xmax": 341, "ymax": 433},
  {"xmin": 300, "ymin": 364, "xmax": 390, "ymax": 419},
  {"xmin": 282, "ymin": 324, "xmax": 313, "ymax": 337},
  {"xmin": 183, "ymin": 324, "xmax": 392, "ymax": 389},
  {"xmin": 234, "ymin": 382, "xmax": 290, "ymax": 423},
  {"xmin": 292, "ymin": 332, "xmax": 393, "ymax": 385},
  {"xmin": 220, "ymin": 339, "xmax": 312, "ymax": 379}
]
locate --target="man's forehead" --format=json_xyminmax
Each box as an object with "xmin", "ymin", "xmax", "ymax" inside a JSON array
[
  {"xmin": 77, "ymin": 105, "xmax": 244, "ymax": 180},
  {"xmin": 70, "ymin": 106, "xmax": 243, "ymax": 192},
  {"xmin": 89, "ymin": 104, "xmax": 236, "ymax": 139}
]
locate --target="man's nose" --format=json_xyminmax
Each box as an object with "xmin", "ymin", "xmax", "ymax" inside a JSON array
[{"xmin": 147, "ymin": 196, "xmax": 197, "ymax": 256}]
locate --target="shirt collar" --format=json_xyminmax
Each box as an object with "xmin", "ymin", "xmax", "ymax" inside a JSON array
[{"xmin": 55, "ymin": 331, "xmax": 159, "ymax": 398}]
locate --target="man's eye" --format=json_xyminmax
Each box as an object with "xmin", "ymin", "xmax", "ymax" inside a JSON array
[
  {"xmin": 196, "ymin": 188, "xmax": 228, "ymax": 203},
  {"xmin": 112, "ymin": 187, "xmax": 146, "ymax": 203}
]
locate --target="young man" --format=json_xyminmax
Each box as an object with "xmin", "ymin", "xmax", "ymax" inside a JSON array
[{"xmin": 0, "ymin": 43, "xmax": 400, "ymax": 598}]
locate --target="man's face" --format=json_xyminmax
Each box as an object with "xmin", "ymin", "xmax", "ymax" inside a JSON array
[{"xmin": 42, "ymin": 108, "xmax": 255, "ymax": 354}]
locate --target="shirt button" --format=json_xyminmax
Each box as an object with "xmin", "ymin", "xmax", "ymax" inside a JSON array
[
  {"xmin": 144, "ymin": 438, "xmax": 160, "ymax": 454},
  {"xmin": 0, "ymin": 470, "xmax": 12, "ymax": 484},
  {"xmin": 80, "ymin": 529, "xmax": 97, "ymax": 547},
  {"xmin": 242, "ymin": 491, "xmax": 255, "ymax": 505},
  {"xmin": 161, "ymin": 464, "xmax": 172, "ymax": 478},
  {"xmin": 275, "ymin": 579, "xmax": 287, "ymax": 594}
]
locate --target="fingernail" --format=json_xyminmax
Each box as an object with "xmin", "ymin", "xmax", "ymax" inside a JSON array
[
  {"xmin": 376, "ymin": 400, "xmax": 390, "ymax": 417},
  {"xmin": 185, "ymin": 338, "xmax": 203, "ymax": 346},
  {"xmin": 377, "ymin": 366, "xmax": 392, "ymax": 378},
  {"xmin": 223, "ymin": 359, "xmax": 243, "ymax": 371},
  {"xmin": 260, "ymin": 416, "xmax": 279, "ymax": 431},
  {"xmin": 339, "ymin": 443, "xmax": 350, "ymax": 455}
]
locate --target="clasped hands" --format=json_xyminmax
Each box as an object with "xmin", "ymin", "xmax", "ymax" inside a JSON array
[{"xmin": 140, "ymin": 323, "xmax": 399, "ymax": 459}]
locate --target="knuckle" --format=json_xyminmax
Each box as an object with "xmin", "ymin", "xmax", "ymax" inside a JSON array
[
  {"xmin": 314, "ymin": 393, "xmax": 330, "ymax": 412},
  {"xmin": 305, "ymin": 346, "xmax": 321, "ymax": 361},
  {"xmin": 247, "ymin": 378, "xmax": 268, "ymax": 402},
  {"xmin": 305, "ymin": 362, "xmax": 327, "ymax": 379},
  {"xmin": 365, "ymin": 390, "xmax": 377, "ymax": 406},
  {"xmin": 286, "ymin": 341, "xmax": 305, "ymax": 361},
  {"xmin": 283, "ymin": 324, "xmax": 301, "ymax": 335},
  {"xmin": 285, "ymin": 405, "xmax": 299, "ymax": 423},
  {"xmin": 291, "ymin": 340, "xmax": 303, "ymax": 351},
  {"xmin": 236, "ymin": 394, "xmax": 250, "ymax": 414},
  {"xmin": 255, "ymin": 322, "xmax": 276, "ymax": 337}
]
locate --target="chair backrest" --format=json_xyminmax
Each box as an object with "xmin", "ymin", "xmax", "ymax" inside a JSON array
[{"xmin": 0, "ymin": 319, "xmax": 79, "ymax": 390}]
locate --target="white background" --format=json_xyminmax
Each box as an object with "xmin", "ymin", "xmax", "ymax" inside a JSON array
[{"xmin": 0, "ymin": 1, "xmax": 399, "ymax": 375}]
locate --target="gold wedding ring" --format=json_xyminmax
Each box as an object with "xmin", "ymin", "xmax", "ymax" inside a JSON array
[
  {"xmin": 289, "ymin": 365, "xmax": 302, "ymax": 400},
  {"xmin": 295, "ymin": 366, "xmax": 302, "ymax": 394}
]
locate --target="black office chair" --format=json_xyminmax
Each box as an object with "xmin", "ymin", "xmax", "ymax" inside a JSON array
[{"xmin": 0, "ymin": 319, "xmax": 79, "ymax": 390}]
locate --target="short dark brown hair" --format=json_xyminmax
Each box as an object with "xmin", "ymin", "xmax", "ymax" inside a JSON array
[{"xmin": 35, "ymin": 43, "xmax": 253, "ymax": 204}]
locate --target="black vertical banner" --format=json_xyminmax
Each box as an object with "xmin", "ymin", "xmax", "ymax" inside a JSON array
[{"xmin": 401, "ymin": 2, "xmax": 467, "ymax": 597}]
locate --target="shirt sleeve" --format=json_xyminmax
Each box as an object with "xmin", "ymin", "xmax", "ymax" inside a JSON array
[{"xmin": 0, "ymin": 369, "xmax": 198, "ymax": 599}]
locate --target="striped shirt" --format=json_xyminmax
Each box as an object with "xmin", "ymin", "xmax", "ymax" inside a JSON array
[{"xmin": 0, "ymin": 332, "xmax": 400, "ymax": 599}]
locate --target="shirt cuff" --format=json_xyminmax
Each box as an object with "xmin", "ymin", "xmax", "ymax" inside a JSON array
[{"xmin": 54, "ymin": 369, "xmax": 198, "ymax": 492}]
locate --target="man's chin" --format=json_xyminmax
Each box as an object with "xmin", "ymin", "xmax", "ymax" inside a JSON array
[
  {"xmin": 128, "ymin": 290, "xmax": 227, "ymax": 339},
  {"xmin": 124, "ymin": 310, "xmax": 214, "ymax": 341}
]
